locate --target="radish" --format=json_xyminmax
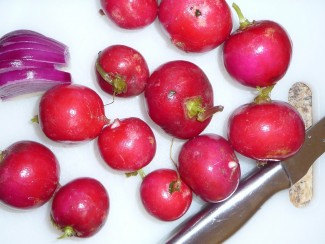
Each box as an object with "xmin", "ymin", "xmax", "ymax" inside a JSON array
[
  {"xmin": 100, "ymin": 0, "xmax": 158, "ymax": 29},
  {"xmin": 97, "ymin": 117, "xmax": 156, "ymax": 172},
  {"xmin": 228, "ymin": 98, "xmax": 305, "ymax": 162},
  {"xmin": 38, "ymin": 84, "xmax": 109, "ymax": 143},
  {"xmin": 227, "ymin": 87, "xmax": 305, "ymax": 162},
  {"xmin": 51, "ymin": 177, "xmax": 109, "ymax": 238},
  {"xmin": 140, "ymin": 168, "xmax": 192, "ymax": 221},
  {"xmin": 144, "ymin": 60, "xmax": 223, "ymax": 139},
  {"xmin": 223, "ymin": 3, "xmax": 292, "ymax": 88},
  {"xmin": 178, "ymin": 134, "xmax": 241, "ymax": 203},
  {"xmin": 158, "ymin": 0, "xmax": 232, "ymax": 52},
  {"xmin": 0, "ymin": 140, "xmax": 60, "ymax": 209},
  {"xmin": 95, "ymin": 44, "xmax": 150, "ymax": 97}
]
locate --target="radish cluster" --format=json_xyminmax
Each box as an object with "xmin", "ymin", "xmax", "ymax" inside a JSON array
[
  {"xmin": 0, "ymin": 0, "xmax": 306, "ymax": 241},
  {"xmin": 223, "ymin": 4, "xmax": 305, "ymax": 163}
]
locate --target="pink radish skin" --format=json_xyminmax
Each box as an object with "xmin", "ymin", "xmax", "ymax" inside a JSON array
[
  {"xmin": 144, "ymin": 60, "xmax": 223, "ymax": 140},
  {"xmin": 223, "ymin": 3, "xmax": 292, "ymax": 88},
  {"xmin": 97, "ymin": 117, "xmax": 156, "ymax": 172},
  {"xmin": 228, "ymin": 100, "xmax": 305, "ymax": 162},
  {"xmin": 0, "ymin": 140, "xmax": 60, "ymax": 209},
  {"xmin": 178, "ymin": 134, "xmax": 241, "ymax": 203},
  {"xmin": 51, "ymin": 177, "xmax": 109, "ymax": 238},
  {"xmin": 140, "ymin": 168, "xmax": 192, "ymax": 221}
]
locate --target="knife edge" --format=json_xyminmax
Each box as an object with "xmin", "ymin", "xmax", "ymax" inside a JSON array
[{"xmin": 281, "ymin": 116, "xmax": 325, "ymax": 185}]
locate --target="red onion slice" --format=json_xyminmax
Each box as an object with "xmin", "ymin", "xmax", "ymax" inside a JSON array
[
  {"xmin": 0, "ymin": 29, "xmax": 45, "ymax": 39},
  {"xmin": 0, "ymin": 49, "xmax": 68, "ymax": 65},
  {"xmin": 0, "ymin": 59, "xmax": 55, "ymax": 71},
  {"xmin": 0, "ymin": 29, "xmax": 67, "ymax": 51},
  {"xmin": 0, "ymin": 42, "xmax": 66, "ymax": 55},
  {"xmin": 0, "ymin": 29, "xmax": 71, "ymax": 100},
  {"xmin": 0, "ymin": 67, "xmax": 72, "ymax": 100},
  {"xmin": 0, "ymin": 34, "xmax": 67, "ymax": 53}
]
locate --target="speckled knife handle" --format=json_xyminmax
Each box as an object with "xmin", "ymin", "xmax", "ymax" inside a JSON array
[
  {"xmin": 288, "ymin": 82, "xmax": 313, "ymax": 207},
  {"xmin": 166, "ymin": 163, "xmax": 291, "ymax": 244}
]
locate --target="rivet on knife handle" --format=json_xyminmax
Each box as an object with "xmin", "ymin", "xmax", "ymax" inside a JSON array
[{"xmin": 288, "ymin": 82, "xmax": 313, "ymax": 207}]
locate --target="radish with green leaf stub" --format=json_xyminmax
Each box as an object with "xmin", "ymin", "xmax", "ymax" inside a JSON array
[
  {"xmin": 223, "ymin": 3, "xmax": 292, "ymax": 88},
  {"xmin": 95, "ymin": 44, "xmax": 150, "ymax": 97},
  {"xmin": 227, "ymin": 88, "xmax": 305, "ymax": 162},
  {"xmin": 51, "ymin": 177, "xmax": 109, "ymax": 238},
  {"xmin": 144, "ymin": 60, "xmax": 223, "ymax": 139},
  {"xmin": 140, "ymin": 168, "xmax": 192, "ymax": 221}
]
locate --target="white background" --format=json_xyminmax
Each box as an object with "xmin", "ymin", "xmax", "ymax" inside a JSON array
[{"xmin": 0, "ymin": 0, "xmax": 324, "ymax": 243}]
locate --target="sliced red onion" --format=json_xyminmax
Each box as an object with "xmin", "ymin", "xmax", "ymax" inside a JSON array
[
  {"xmin": 0, "ymin": 29, "xmax": 67, "ymax": 50},
  {"xmin": 0, "ymin": 42, "xmax": 65, "ymax": 55},
  {"xmin": 0, "ymin": 29, "xmax": 45, "ymax": 39},
  {"xmin": 0, "ymin": 34, "xmax": 67, "ymax": 53},
  {"xmin": 0, "ymin": 29, "xmax": 72, "ymax": 100},
  {"xmin": 0, "ymin": 59, "xmax": 54, "ymax": 71},
  {"xmin": 0, "ymin": 49, "xmax": 67, "ymax": 65},
  {"xmin": 0, "ymin": 68, "xmax": 71, "ymax": 100}
]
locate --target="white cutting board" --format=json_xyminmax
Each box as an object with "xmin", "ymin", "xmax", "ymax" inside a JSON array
[{"xmin": 0, "ymin": 0, "xmax": 324, "ymax": 243}]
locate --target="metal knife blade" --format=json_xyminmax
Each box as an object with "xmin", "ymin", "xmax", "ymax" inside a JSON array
[
  {"xmin": 282, "ymin": 116, "xmax": 324, "ymax": 185},
  {"xmin": 166, "ymin": 117, "xmax": 325, "ymax": 244}
]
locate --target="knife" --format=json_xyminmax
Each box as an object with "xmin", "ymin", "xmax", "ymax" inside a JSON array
[{"xmin": 166, "ymin": 117, "xmax": 325, "ymax": 244}]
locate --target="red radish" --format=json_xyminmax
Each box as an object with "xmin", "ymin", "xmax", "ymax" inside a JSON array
[
  {"xmin": 228, "ymin": 97, "xmax": 305, "ymax": 162},
  {"xmin": 38, "ymin": 84, "xmax": 108, "ymax": 143},
  {"xmin": 178, "ymin": 134, "xmax": 240, "ymax": 203},
  {"xmin": 97, "ymin": 117, "xmax": 156, "ymax": 172},
  {"xmin": 223, "ymin": 3, "xmax": 292, "ymax": 88},
  {"xmin": 144, "ymin": 60, "xmax": 223, "ymax": 139},
  {"xmin": 95, "ymin": 45, "xmax": 150, "ymax": 97},
  {"xmin": 158, "ymin": 0, "xmax": 232, "ymax": 52},
  {"xmin": 51, "ymin": 177, "xmax": 109, "ymax": 238},
  {"xmin": 100, "ymin": 0, "xmax": 158, "ymax": 29},
  {"xmin": 0, "ymin": 140, "xmax": 60, "ymax": 209},
  {"xmin": 140, "ymin": 168, "xmax": 192, "ymax": 221}
]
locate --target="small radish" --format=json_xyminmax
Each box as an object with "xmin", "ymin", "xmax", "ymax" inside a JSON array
[
  {"xmin": 178, "ymin": 134, "xmax": 241, "ymax": 203},
  {"xmin": 51, "ymin": 177, "xmax": 109, "ymax": 238},
  {"xmin": 0, "ymin": 140, "xmax": 60, "ymax": 209},
  {"xmin": 38, "ymin": 84, "xmax": 109, "ymax": 143},
  {"xmin": 100, "ymin": 0, "xmax": 158, "ymax": 29},
  {"xmin": 227, "ymin": 90, "xmax": 305, "ymax": 162},
  {"xmin": 158, "ymin": 0, "xmax": 232, "ymax": 52},
  {"xmin": 95, "ymin": 45, "xmax": 150, "ymax": 97},
  {"xmin": 144, "ymin": 60, "xmax": 223, "ymax": 139},
  {"xmin": 97, "ymin": 117, "xmax": 156, "ymax": 172},
  {"xmin": 223, "ymin": 3, "xmax": 292, "ymax": 88},
  {"xmin": 140, "ymin": 168, "xmax": 192, "ymax": 221}
]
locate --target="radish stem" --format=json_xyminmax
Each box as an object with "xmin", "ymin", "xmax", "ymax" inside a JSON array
[
  {"xmin": 95, "ymin": 54, "xmax": 127, "ymax": 95},
  {"xmin": 232, "ymin": 3, "xmax": 251, "ymax": 29},
  {"xmin": 254, "ymin": 85, "xmax": 275, "ymax": 104},
  {"xmin": 58, "ymin": 226, "xmax": 75, "ymax": 239},
  {"xmin": 197, "ymin": 105, "xmax": 224, "ymax": 122}
]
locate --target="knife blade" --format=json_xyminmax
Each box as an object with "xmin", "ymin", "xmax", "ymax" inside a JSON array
[{"xmin": 166, "ymin": 117, "xmax": 325, "ymax": 244}]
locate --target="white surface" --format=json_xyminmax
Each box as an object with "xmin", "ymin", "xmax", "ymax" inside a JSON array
[{"xmin": 1, "ymin": 0, "xmax": 325, "ymax": 243}]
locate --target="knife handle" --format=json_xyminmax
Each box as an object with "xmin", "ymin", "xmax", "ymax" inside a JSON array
[{"xmin": 166, "ymin": 162, "xmax": 291, "ymax": 244}]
